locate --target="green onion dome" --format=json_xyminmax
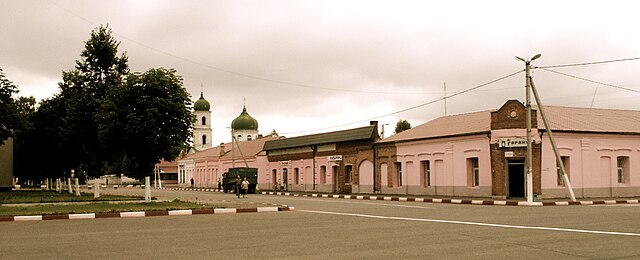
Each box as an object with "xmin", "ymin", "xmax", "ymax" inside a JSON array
[
  {"xmin": 194, "ymin": 92, "xmax": 210, "ymax": 111},
  {"xmin": 231, "ymin": 106, "xmax": 258, "ymax": 130}
]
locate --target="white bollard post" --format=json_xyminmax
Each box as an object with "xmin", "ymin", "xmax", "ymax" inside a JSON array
[
  {"xmin": 68, "ymin": 178, "xmax": 73, "ymax": 194},
  {"xmin": 145, "ymin": 176, "xmax": 151, "ymax": 202},
  {"xmin": 75, "ymin": 178, "xmax": 80, "ymax": 196},
  {"xmin": 94, "ymin": 179, "xmax": 100, "ymax": 198},
  {"xmin": 56, "ymin": 178, "xmax": 61, "ymax": 192}
]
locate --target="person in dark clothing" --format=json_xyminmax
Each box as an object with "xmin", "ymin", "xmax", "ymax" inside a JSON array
[{"xmin": 234, "ymin": 176, "xmax": 242, "ymax": 198}]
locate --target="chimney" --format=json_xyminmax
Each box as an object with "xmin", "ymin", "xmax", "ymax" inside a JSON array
[
  {"xmin": 219, "ymin": 143, "xmax": 225, "ymax": 156},
  {"xmin": 370, "ymin": 121, "xmax": 378, "ymax": 126}
]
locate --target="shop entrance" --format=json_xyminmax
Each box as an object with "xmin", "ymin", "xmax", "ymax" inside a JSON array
[
  {"xmin": 282, "ymin": 168, "xmax": 288, "ymax": 191},
  {"xmin": 507, "ymin": 159, "xmax": 525, "ymax": 198}
]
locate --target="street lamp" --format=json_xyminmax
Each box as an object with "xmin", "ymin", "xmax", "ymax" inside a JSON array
[{"xmin": 516, "ymin": 54, "xmax": 541, "ymax": 203}]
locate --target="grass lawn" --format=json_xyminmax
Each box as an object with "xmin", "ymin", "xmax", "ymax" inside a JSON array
[
  {"xmin": 0, "ymin": 190, "xmax": 141, "ymax": 204},
  {"xmin": 0, "ymin": 190, "xmax": 218, "ymax": 216}
]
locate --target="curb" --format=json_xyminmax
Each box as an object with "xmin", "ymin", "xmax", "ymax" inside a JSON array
[
  {"xmin": 260, "ymin": 192, "xmax": 640, "ymax": 207},
  {"xmin": 156, "ymin": 187, "xmax": 224, "ymax": 192},
  {"xmin": 0, "ymin": 206, "xmax": 295, "ymax": 222}
]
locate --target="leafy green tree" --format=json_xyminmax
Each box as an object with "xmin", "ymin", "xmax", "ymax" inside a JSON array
[
  {"xmin": 97, "ymin": 68, "xmax": 194, "ymax": 179},
  {"xmin": 58, "ymin": 25, "xmax": 129, "ymax": 177},
  {"xmin": 12, "ymin": 96, "xmax": 38, "ymax": 181},
  {"xmin": 19, "ymin": 96, "xmax": 70, "ymax": 181},
  {"xmin": 0, "ymin": 68, "xmax": 19, "ymax": 145},
  {"xmin": 394, "ymin": 119, "xmax": 412, "ymax": 134}
]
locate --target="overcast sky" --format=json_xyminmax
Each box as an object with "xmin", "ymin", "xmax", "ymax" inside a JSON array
[{"xmin": 2, "ymin": 0, "xmax": 639, "ymax": 145}]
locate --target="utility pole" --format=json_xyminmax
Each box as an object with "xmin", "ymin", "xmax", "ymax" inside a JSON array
[
  {"xmin": 529, "ymin": 73, "xmax": 577, "ymax": 202},
  {"xmin": 516, "ymin": 54, "xmax": 541, "ymax": 203}
]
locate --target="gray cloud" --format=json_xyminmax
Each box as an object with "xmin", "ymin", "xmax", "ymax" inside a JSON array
[{"xmin": 2, "ymin": 0, "xmax": 639, "ymax": 144}]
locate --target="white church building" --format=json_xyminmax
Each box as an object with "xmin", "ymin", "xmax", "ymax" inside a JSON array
[{"xmin": 173, "ymin": 93, "xmax": 270, "ymax": 187}]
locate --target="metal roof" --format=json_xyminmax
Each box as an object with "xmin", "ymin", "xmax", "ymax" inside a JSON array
[
  {"xmin": 263, "ymin": 125, "xmax": 378, "ymax": 151},
  {"xmin": 381, "ymin": 103, "xmax": 640, "ymax": 144}
]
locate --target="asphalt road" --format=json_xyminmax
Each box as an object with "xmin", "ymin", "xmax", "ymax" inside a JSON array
[{"xmin": 2, "ymin": 188, "xmax": 640, "ymax": 259}]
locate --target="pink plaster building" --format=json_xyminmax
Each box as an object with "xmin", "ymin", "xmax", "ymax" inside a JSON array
[
  {"xmin": 177, "ymin": 136, "xmax": 278, "ymax": 189},
  {"xmin": 262, "ymin": 123, "xmax": 383, "ymax": 193},
  {"xmin": 381, "ymin": 100, "xmax": 640, "ymax": 199}
]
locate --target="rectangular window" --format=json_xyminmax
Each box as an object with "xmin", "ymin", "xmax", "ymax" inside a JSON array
[
  {"xmin": 467, "ymin": 158, "xmax": 479, "ymax": 187},
  {"xmin": 557, "ymin": 156, "xmax": 570, "ymax": 186},
  {"xmin": 345, "ymin": 165, "xmax": 353, "ymax": 183},
  {"xmin": 294, "ymin": 168, "xmax": 299, "ymax": 185},
  {"xmin": 421, "ymin": 160, "xmax": 431, "ymax": 187},
  {"xmin": 396, "ymin": 162, "xmax": 403, "ymax": 187},
  {"xmin": 617, "ymin": 156, "xmax": 629, "ymax": 184}
]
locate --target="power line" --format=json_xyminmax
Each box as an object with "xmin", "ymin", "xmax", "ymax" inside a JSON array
[
  {"xmin": 538, "ymin": 68, "xmax": 640, "ymax": 94},
  {"xmin": 46, "ymin": 0, "xmax": 442, "ymax": 96},
  {"xmin": 281, "ymin": 70, "xmax": 524, "ymax": 135},
  {"xmin": 536, "ymin": 57, "xmax": 640, "ymax": 69}
]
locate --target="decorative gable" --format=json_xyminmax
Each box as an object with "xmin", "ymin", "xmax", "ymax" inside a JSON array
[{"xmin": 491, "ymin": 100, "xmax": 537, "ymax": 130}]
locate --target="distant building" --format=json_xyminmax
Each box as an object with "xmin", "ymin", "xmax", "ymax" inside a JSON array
[
  {"xmin": 192, "ymin": 92, "xmax": 212, "ymax": 150},
  {"xmin": 168, "ymin": 97, "xmax": 274, "ymax": 188},
  {"xmin": 0, "ymin": 137, "xmax": 13, "ymax": 191},
  {"xmin": 178, "ymin": 136, "xmax": 278, "ymax": 188},
  {"xmin": 262, "ymin": 122, "xmax": 384, "ymax": 193},
  {"xmin": 231, "ymin": 105, "xmax": 259, "ymax": 142}
]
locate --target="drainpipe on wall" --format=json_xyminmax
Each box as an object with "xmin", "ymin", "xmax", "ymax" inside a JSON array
[
  {"xmin": 311, "ymin": 145, "xmax": 317, "ymax": 191},
  {"xmin": 372, "ymin": 144, "xmax": 377, "ymax": 193}
]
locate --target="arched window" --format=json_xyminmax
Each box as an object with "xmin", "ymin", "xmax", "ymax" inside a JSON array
[
  {"xmin": 247, "ymin": 135, "xmax": 252, "ymax": 140},
  {"xmin": 202, "ymin": 116, "xmax": 206, "ymax": 125},
  {"xmin": 202, "ymin": 135, "xmax": 207, "ymax": 145},
  {"xmin": 237, "ymin": 135, "xmax": 242, "ymax": 141}
]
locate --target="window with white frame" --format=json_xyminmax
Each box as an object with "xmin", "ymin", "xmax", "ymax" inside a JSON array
[
  {"xmin": 617, "ymin": 156, "xmax": 629, "ymax": 184},
  {"xmin": 557, "ymin": 156, "xmax": 570, "ymax": 186},
  {"xmin": 421, "ymin": 160, "xmax": 431, "ymax": 187},
  {"xmin": 467, "ymin": 158, "xmax": 479, "ymax": 187}
]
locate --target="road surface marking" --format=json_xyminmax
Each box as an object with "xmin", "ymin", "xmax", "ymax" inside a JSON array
[
  {"xmin": 283, "ymin": 197, "xmax": 434, "ymax": 209},
  {"xmin": 299, "ymin": 210, "xmax": 640, "ymax": 237}
]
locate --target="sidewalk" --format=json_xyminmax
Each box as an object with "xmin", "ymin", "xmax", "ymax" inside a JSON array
[{"xmin": 259, "ymin": 191, "xmax": 640, "ymax": 207}]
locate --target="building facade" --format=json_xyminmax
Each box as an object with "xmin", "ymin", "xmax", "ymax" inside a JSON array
[
  {"xmin": 0, "ymin": 137, "xmax": 13, "ymax": 191},
  {"xmin": 262, "ymin": 122, "xmax": 386, "ymax": 193},
  {"xmin": 177, "ymin": 136, "xmax": 277, "ymax": 188},
  {"xmin": 381, "ymin": 100, "xmax": 640, "ymax": 199}
]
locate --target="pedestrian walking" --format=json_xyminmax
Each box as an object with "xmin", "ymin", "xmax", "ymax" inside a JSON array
[
  {"xmin": 241, "ymin": 177, "xmax": 249, "ymax": 198},
  {"xmin": 234, "ymin": 176, "xmax": 242, "ymax": 198}
]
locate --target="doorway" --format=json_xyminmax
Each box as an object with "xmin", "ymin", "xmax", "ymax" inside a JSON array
[
  {"xmin": 332, "ymin": 165, "xmax": 339, "ymax": 193},
  {"xmin": 508, "ymin": 159, "xmax": 525, "ymax": 198},
  {"xmin": 282, "ymin": 168, "xmax": 288, "ymax": 191}
]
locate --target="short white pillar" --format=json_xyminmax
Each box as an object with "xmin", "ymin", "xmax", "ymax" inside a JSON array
[
  {"xmin": 94, "ymin": 179, "xmax": 100, "ymax": 198},
  {"xmin": 56, "ymin": 178, "xmax": 61, "ymax": 192},
  {"xmin": 75, "ymin": 178, "xmax": 80, "ymax": 196},
  {"xmin": 145, "ymin": 176, "xmax": 151, "ymax": 202},
  {"xmin": 68, "ymin": 178, "xmax": 73, "ymax": 194}
]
